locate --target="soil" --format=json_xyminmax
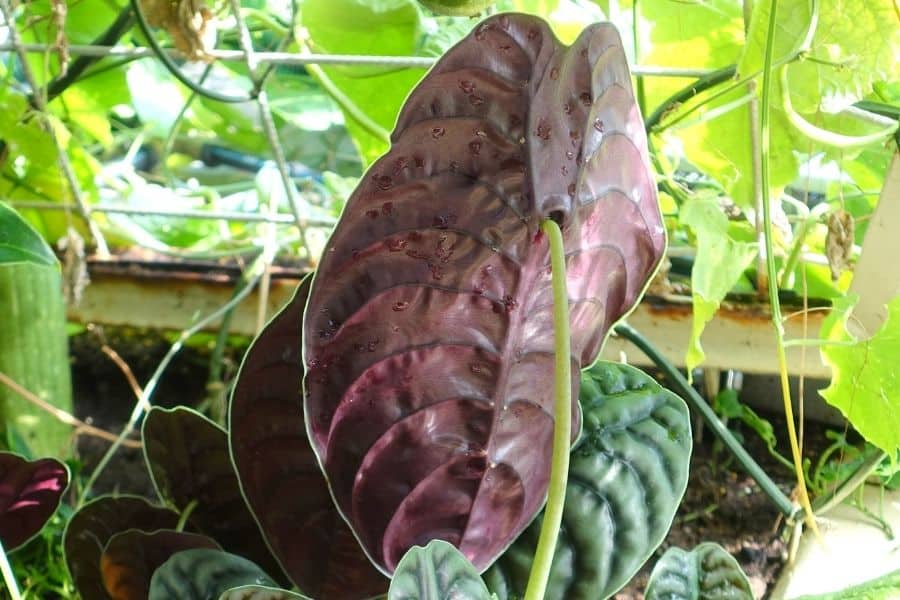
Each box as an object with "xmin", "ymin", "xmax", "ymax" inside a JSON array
[{"xmin": 68, "ymin": 327, "xmax": 846, "ymax": 599}]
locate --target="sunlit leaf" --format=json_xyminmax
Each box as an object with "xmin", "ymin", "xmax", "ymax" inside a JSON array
[
  {"xmin": 793, "ymin": 568, "xmax": 900, "ymax": 600},
  {"xmin": 680, "ymin": 194, "xmax": 757, "ymax": 372},
  {"xmin": 820, "ymin": 294, "xmax": 900, "ymax": 453}
]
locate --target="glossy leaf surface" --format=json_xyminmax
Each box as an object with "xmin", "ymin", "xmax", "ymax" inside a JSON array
[
  {"xmin": 229, "ymin": 279, "xmax": 388, "ymax": 599},
  {"xmin": 100, "ymin": 529, "xmax": 220, "ymax": 600},
  {"xmin": 64, "ymin": 496, "xmax": 180, "ymax": 600},
  {"xmin": 303, "ymin": 13, "xmax": 664, "ymax": 574},
  {"xmin": 484, "ymin": 361, "xmax": 691, "ymax": 599},
  {"xmin": 389, "ymin": 539, "xmax": 491, "ymax": 600},
  {"xmin": 0, "ymin": 452, "xmax": 68, "ymax": 550},
  {"xmin": 148, "ymin": 549, "xmax": 277, "ymax": 600},
  {"xmin": 142, "ymin": 406, "xmax": 286, "ymax": 582},
  {"xmin": 644, "ymin": 542, "xmax": 752, "ymax": 600}
]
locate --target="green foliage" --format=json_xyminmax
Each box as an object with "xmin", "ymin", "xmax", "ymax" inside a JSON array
[
  {"xmin": 148, "ymin": 549, "xmax": 278, "ymax": 600},
  {"xmin": 820, "ymin": 294, "xmax": 900, "ymax": 453},
  {"xmin": 0, "ymin": 204, "xmax": 73, "ymax": 457},
  {"xmin": 644, "ymin": 542, "xmax": 753, "ymax": 600},
  {"xmin": 389, "ymin": 540, "xmax": 491, "ymax": 600},
  {"xmin": 680, "ymin": 194, "xmax": 757, "ymax": 372},
  {"xmin": 792, "ymin": 568, "xmax": 900, "ymax": 600},
  {"xmin": 485, "ymin": 362, "xmax": 691, "ymax": 600}
]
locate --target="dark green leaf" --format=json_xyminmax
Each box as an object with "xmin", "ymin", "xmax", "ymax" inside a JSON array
[
  {"xmin": 485, "ymin": 361, "xmax": 691, "ymax": 599},
  {"xmin": 219, "ymin": 585, "xmax": 313, "ymax": 600},
  {"xmin": 644, "ymin": 542, "xmax": 753, "ymax": 600},
  {"xmin": 141, "ymin": 406, "xmax": 287, "ymax": 583},
  {"xmin": 148, "ymin": 549, "xmax": 277, "ymax": 600},
  {"xmin": 389, "ymin": 539, "xmax": 491, "ymax": 600}
]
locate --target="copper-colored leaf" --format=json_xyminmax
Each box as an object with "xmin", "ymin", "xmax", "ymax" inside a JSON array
[
  {"xmin": 141, "ymin": 406, "xmax": 287, "ymax": 584},
  {"xmin": 303, "ymin": 13, "xmax": 664, "ymax": 573},
  {"xmin": 230, "ymin": 279, "xmax": 388, "ymax": 599},
  {"xmin": 64, "ymin": 496, "xmax": 180, "ymax": 600},
  {"xmin": 0, "ymin": 452, "xmax": 68, "ymax": 551},
  {"xmin": 100, "ymin": 529, "xmax": 220, "ymax": 600}
]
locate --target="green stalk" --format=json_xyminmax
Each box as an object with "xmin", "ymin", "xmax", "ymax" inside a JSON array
[
  {"xmin": 614, "ymin": 323, "xmax": 798, "ymax": 519},
  {"xmin": 524, "ymin": 219, "xmax": 571, "ymax": 600},
  {"xmin": 0, "ymin": 539, "xmax": 21, "ymax": 600},
  {"xmin": 758, "ymin": 0, "xmax": 818, "ymax": 535}
]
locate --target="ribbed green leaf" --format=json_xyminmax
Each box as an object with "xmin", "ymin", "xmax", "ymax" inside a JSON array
[
  {"xmin": 645, "ymin": 542, "xmax": 752, "ymax": 600},
  {"xmin": 389, "ymin": 539, "xmax": 491, "ymax": 600},
  {"xmin": 484, "ymin": 361, "xmax": 691, "ymax": 599},
  {"xmin": 148, "ymin": 549, "xmax": 277, "ymax": 600}
]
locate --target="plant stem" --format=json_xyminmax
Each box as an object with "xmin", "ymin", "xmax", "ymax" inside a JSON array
[
  {"xmin": 644, "ymin": 65, "xmax": 737, "ymax": 133},
  {"xmin": 524, "ymin": 219, "xmax": 572, "ymax": 600},
  {"xmin": 614, "ymin": 323, "xmax": 798, "ymax": 519},
  {"xmin": 813, "ymin": 449, "xmax": 887, "ymax": 516},
  {"xmin": 0, "ymin": 539, "xmax": 21, "ymax": 600},
  {"xmin": 758, "ymin": 0, "xmax": 819, "ymax": 535}
]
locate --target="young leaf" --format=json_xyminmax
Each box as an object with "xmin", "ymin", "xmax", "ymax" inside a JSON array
[
  {"xmin": 484, "ymin": 361, "xmax": 691, "ymax": 599},
  {"xmin": 819, "ymin": 294, "xmax": 900, "ymax": 453},
  {"xmin": 141, "ymin": 406, "xmax": 287, "ymax": 583},
  {"xmin": 148, "ymin": 549, "xmax": 277, "ymax": 600},
  {"xmin": 680, "ymin": 194, "xmax": 757, "ymax": 372},
  {"xmin": 0, "ymin": 452, "xmax": 68, "ymax": 551},
  {"xmin": 100, "ymin": 530, "xmax": 220, "ymax": 600},
  {"xmin": 644, "ymin": 542, "xmax": 753, "ymax": 600},
  {"xmin": 303, "ymin": 13, "xmax": 664, "ymax": 574},
  {"xmin": 64, "ymin": 496, "xmax": 181, "ymax": 600},
  {"xmin": 389, "ymin": 539, "xmax": 491, "ymax": 600},
  {"xmin": 229, "ymin": 279, "xmax": 388, "ymax": 599}
]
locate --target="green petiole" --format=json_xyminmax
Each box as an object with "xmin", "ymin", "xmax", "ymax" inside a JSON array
[{"xmin": 524, "ymin": 218, "xmax": 572, "ymax": 600}]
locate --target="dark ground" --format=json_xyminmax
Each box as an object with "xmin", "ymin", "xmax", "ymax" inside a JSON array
[{"xmin": 69, "ymin": 327, "xmax": 845, "ymax": 599}]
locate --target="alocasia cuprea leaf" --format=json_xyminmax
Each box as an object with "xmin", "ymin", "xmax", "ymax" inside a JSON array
[
  {"xmin": 644, "ymin": 542, "xmax": 753, "ymax": 600},
  {"xmin": 389, "ymin": 539, "xmax": 491, "ymax": 600},
  {"xmin": 0, "ymin": 452, "xmax": 68, "ymax": 551},
  {"xmin": 148, "ymin": 549, "xmax": 277, "ymax": 600},
  {"xmin": 484, "ymin": 361, "xmax": 691, "ymax": 599},
  {"xmin": 303, "ymin": 13, "xmax": 665, "ymax": 574},
  {"xmin": 64, "ymin": 496, "xmax": 181, "ymax": 600},
  {"xmin": 99, "ymin": 529, "xmax": 220, "ymax": 600},
  {"xmin": 229, "ymin": 278, "xmax": 388, "ymax": 599},
  {"xmin": 141, "ymin": 406, "xmax": 287, "ymax": 584}
]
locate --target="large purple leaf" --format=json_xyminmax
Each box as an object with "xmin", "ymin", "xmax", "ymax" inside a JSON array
[
  {"xmin": 141, "ymin": 406, "xmax": 287, "ymax": 585},
  {"xmin": 303, "ymin": 13, "xmax": 664, "ymax": 574},
  {"xmin": 0, "ymin": 452, "xmax": 68, "ymax": 551},
  {"xmin": 100, "ymin": 529, "xmax": 220, "ymax": 600},
  {"xmin": 230, "ymin": 279, "xmax": 388, "ymax": 599},
  {"xmin": 64, "ymin": 496, "xmax": 180, "ymax": 600}
]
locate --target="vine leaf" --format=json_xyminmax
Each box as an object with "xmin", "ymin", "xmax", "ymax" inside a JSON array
[
  {"xmin": 148, "ymin": 549, "xmax": 277, "ymax": 600},
  {"xmin": 389, "ymin": 539, "xmax": 491, "ymax": 600},
  {"xmin": 819, "ymin": 294, "xmax": 900, "ymax": 453},
  {"xmin": 100, "ymin": 529, "xmax": 220, "ymax": 600},
  {"xmin": 644, "ymin": 542, "xmax": 753, "ymax": 600},
  {"xmin": 303, "ymin": 13, "xmax": 664, "ymax": 574},
  {"xmin": 64, "ymin": 496, "xmax": 181, "ymax": 600},
  {"xmin": 484, "ymin": 361, "xmax": 691, "ymax": 599},
  {"xmin": 0, "ymin": 201, "xmax": 57, "ymax": 266},
  {"xmin": 0, "ymin": 452, "xmax": 68, "ymax": 551},
  {"xmin": 680, "ymin": 194, "xmax": 757, "ymax": 373},
  {"xmin": 229, "ymin": 279, "xmax": 388, "ymax": 599},
  {"xmin": 141, "ymin": 406, "xmax": 287, "ymax": 584}
]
